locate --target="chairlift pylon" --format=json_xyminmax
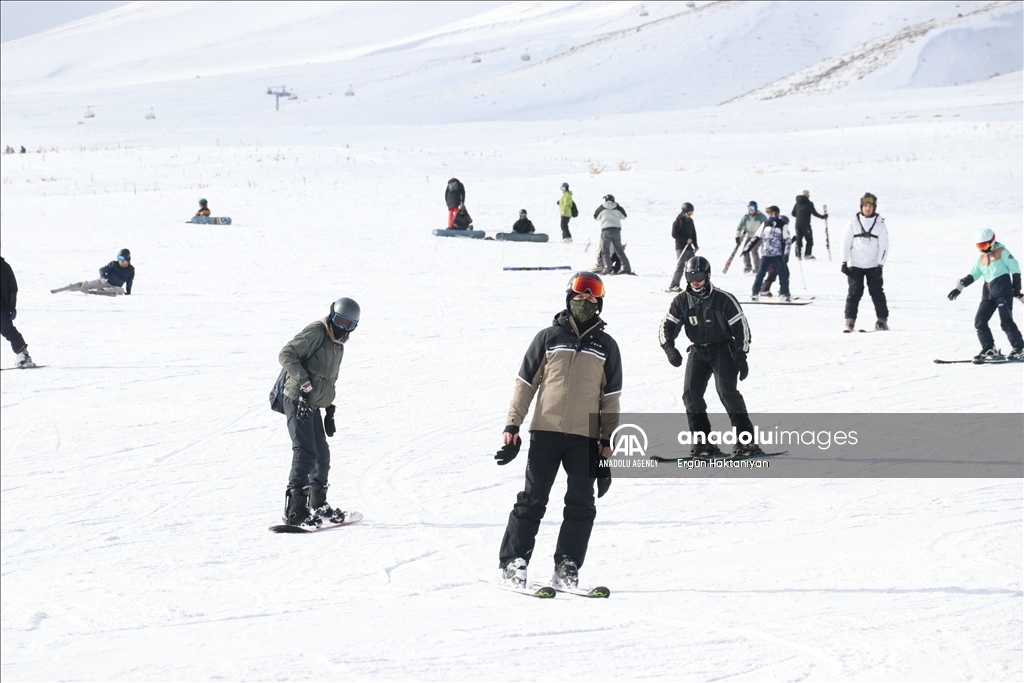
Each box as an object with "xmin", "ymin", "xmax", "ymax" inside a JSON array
[
  {"xmin": 345, "ymin": 86, "xmax": 355, "ymax": 96},
  {"xmin": 145, "ymin": 108, "xmax": 156, "ymax": 120},
  {"xmin": 521, "ymin": 50, "xmax": 530, "ymax": 62}
]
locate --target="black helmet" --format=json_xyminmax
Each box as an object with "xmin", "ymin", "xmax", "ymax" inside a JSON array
[
  {"xmin": 117, "ymin": 248, "xmax": 131, "ymax": 261},
  {"xmin": 684, "ymin": 256, "xmax": 711, "ymax": 294},
  {"xmin": 519, "ymin": 209, "xmax": 528, "ymax": 217},
  {"xmin": 681, "ymin": 202, "xmax": 694, "ymax": 213},
  {"xmin": 603, "ymin": 194, "xmax": 615, "ymax": 203},
  {"xmin": 565, "ymin": 271, "xmax": 605, "ymax": 313},
  {"xmin": 561, "ymin": 182, "xmax": 569, "ymax": 191},
  {"xmin": 329, "ymin": 297, "xmax": 360, "ymax": 334},
  {"xmin": 747, "ymin": 200, "xmax": 758, "ymax": 209}
]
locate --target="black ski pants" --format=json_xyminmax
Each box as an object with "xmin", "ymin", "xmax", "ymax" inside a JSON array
[
  {"xmin": 795, "ymin": 225, "xmax": 813, "ymax": 258},
  {"xmin": 499, "ymin": 431, "xmax": 597, "ymax": 570},
  {"xmin": 0, "ymin": 312, "xmax": 25, "ymax": 354},
  {"xmin": 976, "ymin": 296, "xmax": 1023, "ymax": 351},
  {"xmin": 560, "ymin": 216, "xmax": 572, "ymax": 239},
  {"xmin": 752, "ymin": 255, "xmax": 790, "ymax": 296},
  {"xmin": 844, "ymin": 266, "xmax": 888, "ymax": 321},
  {"xmin": 284, "ymin": 396, "xmax": 331, "ymax": 490},
  {"xmin": 683, "ymin": 345, "xmax": 754, "ymax": 438},
  {"xmin": 669, "ymin": 245, "xmax": 697, "ymax": 289}
]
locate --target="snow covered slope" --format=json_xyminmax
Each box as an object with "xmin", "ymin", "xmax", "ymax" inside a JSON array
[{"xmin": 1, "ymin": 2, "xmax": 1021, "ymax": 681}]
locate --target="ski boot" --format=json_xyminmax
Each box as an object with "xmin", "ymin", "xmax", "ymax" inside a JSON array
[
  {"xmin": 844, "ymin": 318, "xmax": 856, "ymax": 333},
  {"xmin": 552, "ymin": 557, "xmax": 579, "ymax": 590},
  {"xmin": 742, "ymin": 267, "xmax": 752, "ymax": 274},
  {"xmin": 561, "ymin": 237, "xmax": 573, "ymax": 244},
  {"xmin": 781, "ymin": 294, "xmax": 792, "ymax": 303},
  {"xmin": 667, "ymin": 285, "xmax": 682, "ymax": 293},
  {"xmin": 1007, "ymin": 348, "xmax": 1023, "ymax": 361},
  {"xmin": 308, "ymin": 484, "xmax": 347, "ymax": 524},
  {"xmin": 875, "ymin": 318, "xmax": 889, "ymax": 331},
  {"xmin": 973, "ymin": 348, "xmax": 1003, "ymax": 363},
  {"xmin": 502, "ymin": 558, "xmax": 528, "ymax": 588},
  {"xmin": 750, "ymin": 293, "xmax": 759, "ymax": 302},
  {"xmin": 15, "ymin": 346, "xmax": 35, "ymax": 369},
  {"xmin": 690, "ymin": 444, "xmax": 723, "ymax": 459},
  {"xmin": 732, "ymin": 442, "xmax": 766, "ymax": 459},
  {"xmin": 283, "ymin": 488, "xmax": 321, "ymax": 529}
]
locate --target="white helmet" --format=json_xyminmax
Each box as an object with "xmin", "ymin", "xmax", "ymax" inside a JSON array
[{"xmin": 976, "ymin": 228, "xmax": 996, "ymax": 251}]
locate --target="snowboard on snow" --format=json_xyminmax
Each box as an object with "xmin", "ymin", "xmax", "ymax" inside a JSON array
[
  {"xmin": 189, "ymin": 216, "xmax": 232, "ymax": 225},
  {"xmin": 495, "ymin": 232, "xmax": 549, "ymax": 243},
  {"xmin": 432, "ymin": 229, "xmax": 486, "ymax": 239},
  {"xmin": 269, "ymin": 511, "xmax": 363, "ymax": 533}
]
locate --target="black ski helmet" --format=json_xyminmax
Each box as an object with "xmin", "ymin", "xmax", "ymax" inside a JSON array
[
  {"xmin": 681, "ymin": 202, "xmax": 694, "ymax": 213},
  {"xmin": 117, "ymin": 248, "xmax": 131, "ymax": 261},
  {"xmin": 329, "ymin": 297, "xmax": 360, "ymax": 331},
  {"xmin": 565, "ymin": 271, "xmax": 605, "ymax": 313},
  {"xmin": 684, "ymin": 256, "xmax": 712, "ymax": 293},
  {"xmin": 747, "ymin": 200, "xmax": 758, "ymax": 209},
  {"xmin": 561, "ymin": 182, "xmax": 569, "ymax": 191},
  {"xmin": 603, "ymin": 194, "xmax": 615, "ymax": 203}
]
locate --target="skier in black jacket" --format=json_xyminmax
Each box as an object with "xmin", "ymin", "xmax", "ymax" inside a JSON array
[
  {"xmin": 667, "ymin": 202, "xmax": 698, "ymax": 291},
  {"xmin": 1, "ymin": 256, "xmax": 35, "ymax": 368},
  {"xmin": 52, "ymin": 248, "xmax": 135, "ymax": 296},
  {"xmin": 659, "ymin": 256, "xmax": 761, "ymax": 457},
  {"xmin": 445, "ymin": 178, "xmax": 466, "ymax": 228},
  {"xmin": 512, "ymin": 209, "xmax": 536, "ymax": 234},
  {"xmin": 791, "ymin": 191, "xmax": 827, "ymax": 260}
]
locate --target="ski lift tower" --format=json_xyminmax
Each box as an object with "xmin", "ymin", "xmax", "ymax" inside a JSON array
[{"xmin": 267, "ymin": 85, "xmax": 292, "ymax": 111}]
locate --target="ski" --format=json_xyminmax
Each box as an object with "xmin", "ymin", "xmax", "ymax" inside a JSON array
[
  {"xmin": 744, "ymin": 298, "xmax": 813, "ymax": 306},
  {"xmin": 1, "ymin": 365, "xmax": 48, "ymax": 371},
  {"xmin": 480, "ymin": 579, "xmax": 556, "ymax": 599},
  {"xmin": 857, "ymin": 329, "xmax": 888, "ymax": 333},
  {"xmin": 533, "ymin": 583, "xmax": 610, "ymax": 598},
  {"xmin": 933, "ymin": 359, "xmax": 975, "ymax": 364},
  {"xmin": 650, "ymin": 451, "xmax": 787, "ymax": 463},
  {"xmin": 933, "ymin": 358, "xmax": 1021, "ymax": 364},
  {"xmin": 268, "ymin": 511, "xmax": 363, "ymax": 533},
  {"xmin": 722, "ymin": 239, "xmax": 744, "ymax": 274}
]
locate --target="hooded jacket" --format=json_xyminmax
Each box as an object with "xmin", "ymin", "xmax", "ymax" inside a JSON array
[
  {"xmin": 279, "ymin": 320, "xmax": 346, "ymax": 409},
  {"xmin": 594, "ymin": 201, "xmax": 626, "ymax": 230},
  {"xmin": 960, "ymin": 242, "xmax": 1022, "ymax": 300},
  {"xmin": 507, "ymin": 311, "xmax": 622, "ymax": 441},
  {"xmin": 445, "ymin": 179, "xmax": 465, "ymax": 209},
  {"xmin": 558, "ymin": 190, "xmax": 574, "ymax": 218}
]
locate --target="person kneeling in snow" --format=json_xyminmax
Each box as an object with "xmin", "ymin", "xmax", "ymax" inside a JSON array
[
  {"xmin": 452, "ymin": 204, "xmax": 474, "ymax": 231},
  {"xmin": 512, "ymin": 209, "xmax": 536, "ymax": 234},
  {"xmin": 52, "ymin": 248, "xmax": 135, "ymax": 297},
  {"xmin": 947, "ymin": 229, "xmax": 1023, "ymax": 361},
  {"xmin": 196, "ymin": 198, "xmax": 211, "ymax": 217}
]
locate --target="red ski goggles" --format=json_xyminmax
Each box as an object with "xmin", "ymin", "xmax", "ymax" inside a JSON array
[
  {"xmin": 976, "ymin": 238, "xmax": 995, "ymax": 252},
  {"xmin": 568, "ymin": 275, "xmax": 605, "ymax": 298},
  {"xmin": 331, "ymin": 312, "xmax": 358, "ymax": 331}
]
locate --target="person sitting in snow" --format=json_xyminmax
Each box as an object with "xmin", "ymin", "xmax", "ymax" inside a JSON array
[
  {"xmin": 512, "ymin": 209, "xmax": 536, "ymax": 234},
  {"xmin": 452, "ymin": 204, "xmax": 474, "ymax": 231},
  {"xmin": 196, "ymin": 198, "xmax": 211, "ymax": 217},
  {"xmin": 445, "ymin": 178, "xmax": 466, "ymax": 228},
  {"xmin": 52, "ymin": 248, "xmax": 135, "ymax": 297}
]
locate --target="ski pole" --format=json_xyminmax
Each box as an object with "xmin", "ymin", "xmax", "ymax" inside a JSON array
[{"xmin": 823, "ymin": 203, "xmax": 832, "ymax": 261}]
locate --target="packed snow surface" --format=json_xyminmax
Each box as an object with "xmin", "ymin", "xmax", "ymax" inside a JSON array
[{"xmin": 1, "ymin": 1, "xmax": 1022, "ymax": 680}]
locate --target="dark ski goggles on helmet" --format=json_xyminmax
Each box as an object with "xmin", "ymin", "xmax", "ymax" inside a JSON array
[
  {"xmin": 568, "ymin": 275, "xmax": 604, "ymax": 298},
  {"xmin": 332, "ymin": 312, "xmax": 358, "ymax": 331},
  {"xmin": 685, "ymin": 270, "xmax": 709, "ymax": 283}
]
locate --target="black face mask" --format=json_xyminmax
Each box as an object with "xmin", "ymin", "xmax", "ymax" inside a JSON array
[{"xmin": 328, "ymin": 320, "xmax": 350, "ymax": 343}]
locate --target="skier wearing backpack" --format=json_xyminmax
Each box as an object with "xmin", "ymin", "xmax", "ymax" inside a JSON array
[
  {"xmin": 667, "ymin": 202, "xmax": 698, "ymax": 291},
  {"xmin": 791, "ymin": 190, "xmax": 827, "ymax": 260},
  {"xmin": 496, "ymin": 272, "xmax": 621, "ymax": 592},
  {"xmin": 947, "ymin": 229, "xmax": 1023, "ymax": 361},
  {"xmin": 445, "ymin": 178, "xmax": 466, "ymax": 228},
  {"xmin": 659, "ymin": 256, "xmax": 760, "ymax": 458},
  {"xmin": 841, "ymin": 192, "xmax": 889, "ymax": 332},
  {"xmin": 277, "ymin": 297, "xmax": 360, "ymax": 529},
  {"xmin": 1, "ymin": 256, "xmax": 35, "ymax": 368},
  {"xmin": 557, "ymin": 183, "xmax": 577, "ymax": 242},
  {"xmin": 745, "ymin": 207, "xmax": 792, "ymax": 302}
]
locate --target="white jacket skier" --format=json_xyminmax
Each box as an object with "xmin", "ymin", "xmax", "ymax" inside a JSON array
[{"xmin": 842, "ymin": 212, "xmax": 889, "ymax": 269}]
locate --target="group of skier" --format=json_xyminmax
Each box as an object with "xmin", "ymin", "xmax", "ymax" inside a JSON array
[{"xmin": 442, "ymin": 177, "xmax": 585, "ymax": 244}]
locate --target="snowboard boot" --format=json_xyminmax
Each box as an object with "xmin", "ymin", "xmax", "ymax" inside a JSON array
[
  {"xmin": 974, "ymin": 348, "xmax": 1003, "ymax": 362},
  {"xmin": 875, "ymin": 318, "xmax": 889, "ymax": 331},
  {"xmin": 15, "ymin": 346, "xmax": 35, "ymax": 368},
  {"xmin": 502, "ymin": 558, "xmax": 528, "ymax": 588},
  {"xmin": 690, "ymin": 444, "xmax": 723, "ymax": 458},
  {"xmin": 552, "ymin": 557, "xmax": 579, "ymax": 590},
  {"xmin": 308, "ymin": 484, "xmax": 347, "ymax": 524},
  {"xmin": 1007, "ymin": 348, "xmax": 1024, "ymax": 361},
  {"xmin": 283, "ymin": 488, "xmax": 320, "ymax": 529},
  {"xmin": 732, "ymin": 442, "xmax": 766, "ymax": 459},
  {"xmin": 844, "ymin": 318, "xmax": 856, "ymax": 333}
]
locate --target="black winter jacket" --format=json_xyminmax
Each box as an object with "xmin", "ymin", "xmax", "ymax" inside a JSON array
[
  {"xmin": 99, "ymin": 260, "xmax": 135, "ymax": 294},
  {"xmin": 453, "ymin": 208, "xmax": 473, "ymax": 230},
  {"xmin": 791, "ymin": 196, "xmax": 826, "ymax": 230},
  {"xmin": 512, "ymin": 218, "xmax": 536, "ymax": 234},
  {"xmin": 0, "ymin": 257, "xmax": 17, "ymax": 313},
  {"xmin": 671, "ymin": 213, "xmax": 698, "ymax": 251},
  {"xmin": 659, "ymin": 284, "xmax": 750, "ymax": 354},
  {"xmin": 445, "ymin": 178, "xmax": 465, "ymax": 209}
]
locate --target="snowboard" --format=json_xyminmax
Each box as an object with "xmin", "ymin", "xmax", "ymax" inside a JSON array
[
  {"xmin": 189, "ymin": 216, "xmax": 232, "ymax": 225},
  {"xmin": 269, "ymin": 511, "xmax": 363, "ymax": 533},
  {"xmin": 503, "ymin": 266, "xmax": 571, "ymax": 271},
  {"xmin": 432, "ymin": 229, "xmax": 485, "ymax": 239},
  {"xmin": 495, "ymin": 232, "xmax": 549, "ymax": 243},
  {"xmin": 1, "ymin": 365, "xmax": 47, "ymax": 371}
]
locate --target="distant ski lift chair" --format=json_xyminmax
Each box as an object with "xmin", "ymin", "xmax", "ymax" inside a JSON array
[
  {"xmin": 84, "ymin": 107, "xmax": 95, "ymax": 119},
  {"xmin": 521, "ymin": 50, "xmax": 530, "ymax": 61},
  {"xmin": 472, "ymin": 55, "xmax": 481, "ymax": 63},
  {"xmin": 345, "ymin": 86, "xmax": 355, "ymax": 96},
  {"xmin": 145, "ymin": 108, "xmax": 156, "ymax": 120},
  {"xmin": 639, "ymin": 4, "xmax": 648, "ymax": 16}
]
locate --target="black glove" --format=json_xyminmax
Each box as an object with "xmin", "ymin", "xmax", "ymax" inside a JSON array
[
  {"xmin": 822, "ymin": 213, "xmax": 829, "ymax": 219},
  {"xmin": 495, "ymin": 438, "xmax": 521, "ymax": 465},
  {"xmin": 947, "ymin": 288, "xmax": 961, "ymax": 301},
  {"xmin": 735, "ymin": 236, "xmax": 742, "ymax": 245},
  {"xmin": 324, "ymin": 404, "xmax": 336, "ymax": 437},
  {"xmin": 597, "ymin": 477, "xmax": 611, "ymax": 498},
  {"xmin": 296, "ymin": 395, "xmax": 313, "ymax": 422},
  {"xmin": 665, "ymin": 346, "xmax": 683, "ymax": 368},
  {"xmin": 841, "ymin": 262, "xmax": 850, "ymax": 276},
  {"xmin": 877, "ymin": 265, "xmax": 883, "ymax": 275},
  {"xmin": 735, "ymin": 350, "xmax": 749, "ymax": 381}
]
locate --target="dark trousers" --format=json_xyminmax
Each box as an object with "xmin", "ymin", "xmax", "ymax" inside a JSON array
[
  {"xmin": 795, "ymin": 225, "xmax": 813, "ymax": 257},
  {"xmin": 760, "ymin": 262, "xmax": 778, "ymax": 293},
  {"xmin": 0, "ymin": 312, "xmax": 25, "ymax": 354},
  {"xmin": 669, "ymin": 245, "xmax": 696, "ymax": 289},
  {"xmin": 499, "ymin": 431, "xmax": 597, "ymax": 569},
  {"xmin": 284, "ymin": 396, "xmax": 331, "ymax": 490},
  {"xmin": 844, "ymin": 266, "xmax": 888, "ymax": 321},
  {"xmin": 976, "ymin": 296, "xmax": 1023, "ymax": 351},
  {"xmin": 752, "ymin": 255, "xmax": 790, "ymax": 296},
  {"xmin": 560, "ymin": 216, "xmax": 572, "ymax": 239},
  {"xmin": 683, "ymin": 346, "xmax": 753, "ymax": 438}
]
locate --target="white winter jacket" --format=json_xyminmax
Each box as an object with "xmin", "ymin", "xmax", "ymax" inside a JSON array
[
  {"xmin": 842, "ymin": 214, "xmax": 889, "ymax": 268},
  {"xmin": 594, "ymin": 201, "xmax": 625, "ymax": 230}
]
